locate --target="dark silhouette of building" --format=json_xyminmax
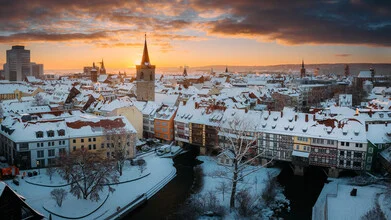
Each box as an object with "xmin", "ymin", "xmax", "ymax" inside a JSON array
[
  {"xmin": 300, "ymin": 59, "xmax": 306, "ymax": 78},
  {"xmin": 344, "ymin": 64, "xmax": 350, "ymax": 77},
  {"xmin": 99, "ymin": 59, "xmax": 106, "ymax": 75},
  {"xmin": 91, "ymin": 62, "xmax": 98, "ymax": 83}
]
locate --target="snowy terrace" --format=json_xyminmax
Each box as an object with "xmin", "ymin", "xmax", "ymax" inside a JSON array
[{"xmin": 5, "ymin": 153, "xmax": 176, "ymax": 219}]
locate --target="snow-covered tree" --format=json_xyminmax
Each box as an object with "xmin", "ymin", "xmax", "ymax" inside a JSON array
[
  {"xmin": 57, "ymin": 149, "xmax": 118, "ymax": 201},
  {"xmin": 46, "ymin": 165, "xmax": 56, "ymax": 181},
  {"xmin": 216, "ymin": 181, "xmax": 229, "ymax": 201},
  {"xmin": 104, "ymin": 128, "xmax": 136, "ymax": 176},
  {"xmin": 50, "ymin": 189, "xmax": 67, "ymax": 207},
  {"xmin": 137, "ymin": 159, "xmax": 147, "ymax": 175},
  {"xmin": 217, "ymin": 112, "xmax": 274, "ymax": 209},
  {"xmin": 33, "ymin": 93, "xmax": 46, "ymax": 106}
]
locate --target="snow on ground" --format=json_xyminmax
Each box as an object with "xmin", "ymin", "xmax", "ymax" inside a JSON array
[
  {"xmin": 197, "ymin": 156, "xmax": 282, "ymax": 208},
  {"xmin": 327, "ymin": 184, "xmax": 385, "ymax": 220},
  {"xmin": 6, "ymin": 153, "xmax": 175, "ymax": 219},
  {"xmin": 313, "ymin": 178, "xmax": 390, "ymax": 220}
]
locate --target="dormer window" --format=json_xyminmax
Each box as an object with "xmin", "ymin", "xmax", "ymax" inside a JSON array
[
  {"xmin": 58, "ymin": 129, "xmax": 65, "ymax": 136},
  {"xmin": 36, "ymin": 131, "xmax": 44, "ymax": 138},
  {"xmin": 47, "ymin": 130, "xmax": 55, "ymax": 137},
  {"xmin": 379, "ymin": 113, "xmax": 384, "ymax": 118}
]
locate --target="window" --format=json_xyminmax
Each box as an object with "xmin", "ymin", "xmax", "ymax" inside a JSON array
[
  {"xmin": 354, "ymin": 152, "xmax": 362, "ymax": 158},
  {"xmin": 59, "ymin": 148, "xmax": 66, "ymax": 155},
  {"xmin": 93, "ymin": 138, "xmax": 96, "ymax": 142},
  {"xmin": 346, "ymin": 142, "xmax": 350, "ymax": 147},
  {"xmin": 81, "ymin": 145, "xmax": 84, "ymax": 150},
  {"xmin": 37, "ymin": 143, "xmax": 40, "ymax": 147},
  {"xmin": 41, "ymin": 143, "xmax": 43, "ymax": 147},
  {"xmin": 47, "ymin": 130, "xmax": 55, "ymax": 137},
  {"xmin": 341, "ymin": 142, "xmax": 344, "ymax": 146},
  {"xmin": 81, "ymin": 139, "xmax": 84, "ymax": 143},
  {"xmin": 296, "ymin": 145, "xmax": 299, "ymax": 150},
  {"xmin": 36, "ymin": 131, "xmax": 44, "ymax": 138},
  {"xmin": 93, "ymin": 144, "xmax": 96, "ymax": 150},
  {"xmin": 347, "ymin": 152, "xmax": 351, "ymax": 157},
  {"xmin": 88, "ymin": 145, "xmax": 92, "ymax": 150},
  {"xmin": 37, "ymin": 150, "xmax": 44, "ymax": 158},
  {"xmin": 340, "ymin": 151, "xmax": 345, "ymax": 156},
  {"xmin": 367, "ymin": 156, "xmax": 372, "ymax": 163},
  {"xmin": 346, "ymin": 161, "xmax": 351, "ymax": 166},
  {"xmin": 88, "ymin": 138, "xmax": 91, "ymax": 142},
  {"xmin": 48, "ymin": 142, "xmax": 51, "ymax": 146},
  {"xmin": 73, "ymin": 146, "xmax": 76, "ymax": 151},
  {"xmin": 107, "ymin": 152, "xmax": 110, "ymax": 158},
  {"xmin": 101, "ymin": 143, "xmax": 104, "ymax": 148},
  {"xmin": 369, "ymin": 148, "xmax": 374, "ymax": 153},
  {"xmin": 58, "ymin": 129, "xmax": 65, "ymax": 136},
  {"xmin": 353, "ymin": 161, "xmax": 361, "ymax": 167},
  {"xmin": 48, "ymin": 149, "xmax": 55, "ymax": 157},
  {"xmin": 73, "ymin": 139, "xmax": 76, "ymax": 143},
  {"xmin": 339, "ymin": 160, "xmax": 344, "ymax": 165}
]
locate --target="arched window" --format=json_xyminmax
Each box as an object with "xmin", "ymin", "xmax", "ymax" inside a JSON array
[
  {"xmin": 140, "ymin": 72, "xmax": 144, "ymax": 80},
  {"xmin": 150, "ymin": 74, "xmax": 153, "ymax": 80}
]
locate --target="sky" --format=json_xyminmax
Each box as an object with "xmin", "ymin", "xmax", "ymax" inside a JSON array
[{"xmin": 0, "ymin": 0, "xmax": 390, "ymax": 70}]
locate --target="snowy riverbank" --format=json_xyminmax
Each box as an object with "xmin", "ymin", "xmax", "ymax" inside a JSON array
[{"xmin": 5, "ymin": 153, "xmax": 176, "ymax": 219}]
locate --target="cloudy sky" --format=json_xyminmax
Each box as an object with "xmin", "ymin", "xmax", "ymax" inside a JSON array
[{"xmin": 0, "ymin": 0, "xmax": 390, "ymax": 70}]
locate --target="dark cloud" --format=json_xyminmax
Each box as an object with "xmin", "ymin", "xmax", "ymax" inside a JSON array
[
  {"xmin": 0, "ymin": 32, "xmax": 108, "ymax": 43},
  {"xmin": 0, "ymin": 0, "xmax": 390, "ymax": 47},
  {"xmin": 335, "ymin": 54, "xmax": 352, "ymax": 57},
  {"xmin": 191, "ymin": 0, "xmax": 391, "ymax": 47}
]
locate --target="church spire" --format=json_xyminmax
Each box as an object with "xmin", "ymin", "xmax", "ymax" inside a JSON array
[
  {"xmin": 141, "ymin": 33, "xmax": 150, "ymax": 65},
  {"xmin": 225, "ymin": 65, "xmax": 228, "ymax": 73},
  {"xmin": 101, "ymin": 59, "xmax": 105, "ymax": 69},
  {"xmin": 302, "ymin": 59, "xmax": 304, "ymax": 68}
]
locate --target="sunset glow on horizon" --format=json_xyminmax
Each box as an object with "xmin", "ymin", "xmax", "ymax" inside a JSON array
[{"xmin": 0, "ymin": 1, "xmax": 390, "ymax": 70}]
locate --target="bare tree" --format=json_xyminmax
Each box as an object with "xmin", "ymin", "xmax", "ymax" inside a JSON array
[
  {"xmin": 217, "ymin": 112, "xmax": 274, "ymax": 209},
  {"xmin": 46, "ymin": 165, "xmax": 56, "ymax": 181},
  {"xmin": 50, "ymin": 189, "xmax": 67, "ymax": 207},
  {"xmin": 33, "ymin": 93, "xmax": 45, "ymax": 106},
  {"xmin": 216, "ymin": 181, "xmax": 229, "ymax": 201},
  {"xmin": 104, "ymin": 128, "xmax": 136, "ymax": 176},
  {"xmin": 57, "ymin": 149, "xmax": 118, "ymax": 201},
  {"xmin": 137, "ymin": 159, "xmax": 147, "ymax": 175}
]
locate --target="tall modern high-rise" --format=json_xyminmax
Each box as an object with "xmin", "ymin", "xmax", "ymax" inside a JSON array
[
  {"xmin": 136, "ymin": 34, "xmax": 155, "ymax": 101},
  {"xmin": 4, "ymin": 45, "xmax": 31, "ymax": 81}
]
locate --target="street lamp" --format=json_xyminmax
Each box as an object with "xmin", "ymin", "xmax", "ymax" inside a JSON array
[{"xmin": 36, "ymin": 160, "xmax": 40, "ymax": 175}]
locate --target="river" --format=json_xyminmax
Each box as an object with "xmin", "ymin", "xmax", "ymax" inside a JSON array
[
  {"xmin": 277, "ymin": 164, "xmax": 328, "ymax": 220},
  {"xmin": 126, "ymin": 151, "xmax": 328, "ymax": 220},
  {"xmin": 125, "ymin": 148, "xmax": 200, "ymax": 219}
]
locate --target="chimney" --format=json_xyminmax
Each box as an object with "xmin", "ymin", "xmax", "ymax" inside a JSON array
[
  {"xmin": 295, "ymin": 114, "xmax": 298, "ymax": 121},
  {"xmin": 281, "ymin": 111, "xmax": 283, "ymax": 118},
  {"xmin": 305, "ymin": 114, "xmax": 308, "ymax": 122},
  {"xmin": 366, "ymin": 124, "xmax": 368, "ymax": 132},
  {"xmin": 195, "ymin": 102, "xmax": 198, "ymax": 109},
  {"xmin": 313, "ymin": 114, "xmax": 316, "ymax": 121},
  {"xmin": 269, "ymin": 110, "xmax": 271, "ymax": 116},
  {"xmin": 183, "ymin": 100, "xmax": 187, "ymax": 106},
  {"xmin": 386, "ymin": 122, "xmax": 388, "ymax": 127}
]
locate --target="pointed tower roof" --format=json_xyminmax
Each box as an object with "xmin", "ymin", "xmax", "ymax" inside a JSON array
[
  {"xmin": 302, "ymin": 59, "xmax": 304, "ymax": 68},
  {"xmin": 183, "ymin": 66, "xmax": 187, "ymax": 77},
  {"xmin": 225, "ymin": 66, "xmax": 228, "ymax": 73},
  {"xmin": 141, "ymin": 34, "xmax": 150, "ymax": 65},
  {"xmin": 101, "ymin": 59, "xmax": 105, "ymax": 69}
]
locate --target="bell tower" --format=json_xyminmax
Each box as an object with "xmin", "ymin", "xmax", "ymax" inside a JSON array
[{"xmin": 136, "ymin": 34, "xmax": 155, "ymax": 101}]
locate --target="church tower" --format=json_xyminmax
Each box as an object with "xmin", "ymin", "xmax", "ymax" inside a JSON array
[
  {"xmin": 136, "ymin": 34, "xmax": 155, "ymax": 101},
  {"xmin": 300, "ymin": 59, "xmax": 306, "ymax": 78}
]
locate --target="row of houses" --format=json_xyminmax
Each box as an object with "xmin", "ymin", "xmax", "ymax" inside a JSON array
[
  {"xmin": 0, "ymin": 112, "xmax": 137, "ymax": 169},
  {"xmin": 173, "ymin": 96, "xmax": 391, "ymax": 175}
]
